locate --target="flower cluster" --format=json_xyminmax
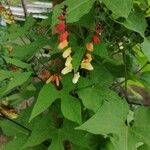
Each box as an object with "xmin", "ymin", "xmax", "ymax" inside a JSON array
[
  {"xmin": 56, "ymin": 6, "xmax": 79, "ymax": 83},
  {"xmin": 81, "ymin": 24, "xmax": 101, "ymax": 71},
  {"xmin": 39, "ymin": 70, "xmax": 61, "ymax": 86},
  {"xmin": 55, "ymin": 8, "xmax": 102, "ymax": 84}
]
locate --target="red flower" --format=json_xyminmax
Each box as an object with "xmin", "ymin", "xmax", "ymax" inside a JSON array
[
  {"xmin": 92, "ymin": 35, "xmax": 100, "ymax": 43},
  {"xmin": 56, "ymin": 23, "xmax": 65, "ymax": 31},
  {"xmin": 57, "ymin": 15, "xmax": 65, "ymax": 20},
  {"xmin": 59, "ymin": 31, "xmax": 68, "ymax": 42}
]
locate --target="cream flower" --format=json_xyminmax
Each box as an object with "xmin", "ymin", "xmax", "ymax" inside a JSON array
[
  {"xmin": 58, "ymin": 40, "xmax": 68, "ymax": 49},
  {"xmin": 62, "ymin": 47, "xmax": 72, "ymax": 58},
  {"xmin": 72, "ymin": 72, "xmax": 80, "ymax": 84},
  {"xmin": 65, "ymin": 56, "xmax": 72, "ymax": 67},
  {"xmin": 81, "ymin": 61, "xmax": 93, "ymax": 70},
  {"xmin": 61, "ymin": 65, "xmax": 73, "ymax": 74}
]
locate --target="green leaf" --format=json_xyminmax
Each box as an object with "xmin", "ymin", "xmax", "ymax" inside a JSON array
[
  {"xmin": 139, "ymin": 71, "xmax": 150, "ymax": 91},
  {"xmin": 90, "ymin": 64, "xmax": 114, "ymax": 88},
  {"xmin": 10, "ymin": 37, "xmax": 49, "ymax": 60},
  {"xmin": 0, "ymin": 119, "xmax": 30, "ymax": 136},
  {"xmin": 93, "ymin": 38, "xmax": 108, "ymax": 58},
  {"xmin": 52, "ymin": 0, "xmax": 94, "ymax": 27},
  {"xmin": 2, "ymin": 56, "xmax": 30, "ymax": 69},
  {"xmin": 77, "ymin": 91, "xmax": 150, "ymax": 149},
  {"xmin": 61, "ymin": 96, "xmax": 81, "ymax": 124},
  {"xmin": 100, "ymin": 0, "xmax": 133, "ymax": 18},
  {"xmin": 72, "ymin": 47, "xmax": 86, "ymax": 72},
  {"xmin": 48, "ymin": 120, "xmax": 95, "ymax": 150},
  {"xmin": 8, "ymin": 15, "xmax": 36, "ymax": 40},
  {"xmin": 29, "ymin": 84, "xmax": 59, "ymax": 122},
  {"xmin": 0, "ymin": 72, "xmax": 31, "ymax": 96},
  {"xmin": 0, "ymin": 70, "xmax": 14, "ymax": 82},
  {"xmin": 77, "ymin": 91, "xmax": 129, "ymax": 135},
  {"xmin": 23, "ymin": 114, "xmax": 57, "ymax": 148},
  {"xmin": 77, "ymin": 87, "xmax": 104, "ymax": 112},
  {"xmin": 1, "ymin": 135, "xmax": 28, "ymax": 150},
  {"xmin": 121, "ymin": 11, "xmax": 147, "ymax": 37},
  {"xmin": 141, "ymin": 38, "xmax": 150, "ymax": 62},
  {"xmin": 30, "ymin": 76, "xmax": 81, "ymax": 124}
]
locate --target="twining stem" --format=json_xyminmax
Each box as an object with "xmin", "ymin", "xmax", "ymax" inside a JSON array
[
  {"xmin": 0, "ymin": 115, "xmax": 31, "ymax": 135},
  {"xmin": 122, "ymin": 48, "xmax": 128, "ymax": 101}
]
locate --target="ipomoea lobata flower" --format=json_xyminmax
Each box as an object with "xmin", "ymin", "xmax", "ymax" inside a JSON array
[
  {"xmin": 58, "ymin": 40, "xmax": 68, "ymax": 49},
  {"xmin": 65, "ymin": 56, "xmax": 72, "ymax": 66},
  {"xmin": 80, "ymin": 53, "xmax": 93, "ymax": 70},
  {"xmin": 61, "ymin": 64, "xmax": 73, "ymax": 74},
  {"xmin": 62, "ymin": 47, "xmax": 72, "ymax": 58},
  {"xmin": 72, "ymin": 72, "xmax": 80, "ymax": 84},
  {"xmin": 86, "ymin": 42, "xmax": 94, "ymax": 52}
]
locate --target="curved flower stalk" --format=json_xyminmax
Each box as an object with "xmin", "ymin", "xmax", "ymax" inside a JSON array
[
  {"xmin": 80, "ymin": 24, "xmax": 102, "ymax": 72},
  {"xmin": 56, "ymin": 6, "xmax": 75, "ymax": 81}
]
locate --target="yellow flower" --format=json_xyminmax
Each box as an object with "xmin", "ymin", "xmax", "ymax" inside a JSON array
[
  {"xmin": 86, "ymin": 42, "xmax": 94, "ymax": 52},
  {"xmin": 58, "ymin": 40, "xmax": 68, "ymax": 49},
  {"xmin": 62, "ymin": 47, "xmax": 72, "ymax": 58},
  {"xmin": 72, "ymin": 72, "xmax": 80, "ymax": 84},
  {"xmin": 61, "ymin": 65, "xmax": 73, "ymax": 74},
  {"xmin": 65, "ymin": 56, "xmax": 72, "ymax": 67}
]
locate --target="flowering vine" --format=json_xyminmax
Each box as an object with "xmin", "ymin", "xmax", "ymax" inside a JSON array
[
  {"xmin": 55, "ymin": 6, "xmax": 76, "ymax": 81},
  {"xmin": 53, "ymin": 6, "xmax": 103, "ymax": 84}
]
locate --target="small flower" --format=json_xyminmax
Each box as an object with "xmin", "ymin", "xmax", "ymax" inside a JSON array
[
  {"xmin": 65, "ymin": 56, "xmax": 72, "ymax": 66},
  {"xmin": 62, "ymin": 47, "xmax": 72, "ymax": 58},
  {"xmin": 81, "ymin": 61, "xmax": 93, "ymax": 70},
  {"xmin": 85, "ymin": 53, "xmax": 92, "ymax": 62},
  {"xmin": 58, "ymin": 40, "xmax": 68, "ymax": 49},
  {"xmin": 57, "ymin": 15, "xmax": 65, "ymax": 20},
  {"xmin": 61, "ymin": 65, "xmax": 73, "ymax": 74},
  {"xmin": 59, "ymin": 31, "xmax": 68, "ymax": 42},
  {"xmin": 92, "ymin": 35, "xmax": 100, "ymax": 43},
  {"xmin": 56, "ymin": 23, "xmax": 65, "ymax": 31},
  {"xmin": 86, "ymin": 42, "xmax": 94, "ymax": 52},
  {"xmin": 72, "ymin": 72, "xmax": 80, "ymax": 84},
  {"xmin": 46, "ymin": 75, "xmax": 54, "ymax": 84},
  {"xmin": 46, "ymin": 74, "xmax": 61, "ymax": 86}
]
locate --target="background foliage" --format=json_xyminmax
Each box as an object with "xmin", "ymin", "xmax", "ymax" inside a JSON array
[{"xmin": 0, "ymin": 0, "xmax": 150, "ymax": 150}]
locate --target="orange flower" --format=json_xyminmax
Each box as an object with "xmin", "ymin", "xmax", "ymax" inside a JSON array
[
  {"xmin": 58, "ymin": 40, "xmax": 68, "ymax": 49},
  {"xmin": 46, "ymin": 74, "xmax": 61, "ymax": 86},
  {"xmin": 86, "ymin": 43, "xmax": 94, "ymax": 52}
]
